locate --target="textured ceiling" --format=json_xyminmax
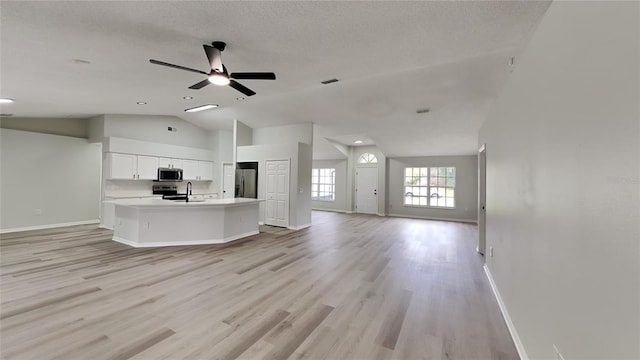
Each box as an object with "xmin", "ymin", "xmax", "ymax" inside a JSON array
[{"xmin": 0, "ymin": 1, "xmax": 550, "ymax": 159}]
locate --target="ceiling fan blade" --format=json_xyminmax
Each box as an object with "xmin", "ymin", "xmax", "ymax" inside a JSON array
[
  {"xmin": 149, "ymin": 59, "xmax": 208, "ymax": 75},
  {"xmin": 230, "ymin": 72, "xmax": 276, "ymax": 80},
  {"xmin": 189, "ymin": 79, "xmax": 211, "ymax": 90},
  {"xmin": 229, "ymin": 80, "xmax": 256, "ymax": 96},
  {"xmin": 203, "ymin": 45, "xmax": 223, "ymax": 72}
]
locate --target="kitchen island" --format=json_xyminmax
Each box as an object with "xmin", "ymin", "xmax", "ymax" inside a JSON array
[{"xmin": 108, "ymin": 198, "xmax": 263, "ymax": 247}]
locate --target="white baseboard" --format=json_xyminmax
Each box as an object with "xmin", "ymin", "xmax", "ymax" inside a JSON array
[
  {"xmin": 377, "ymin": 213, "xmax": 386, "ymax": 217},
  {"xmin": 0, "ymin": 220, "xmax": 100, "ymax": 234},
  {"xmin": 312, "ymin": 208, "xmax": 350, "ymax": 214},
  {"xmin": 387, "ymin": 213, "xmax": 477, "ymax": 224},
  {"xmin": 112, "ymin": 230, "xmax": 259, "ymax": 248},
  {"xmin": 258, "ymin": 221, "xmax": 265, "ymax": 225},
  {"xmin": 288, "ymin": 223, "xmax": 311, "ymax": 231},
  {"xmin": 484, "ymin": 264, "xmax": 528, "ymax": 360}
]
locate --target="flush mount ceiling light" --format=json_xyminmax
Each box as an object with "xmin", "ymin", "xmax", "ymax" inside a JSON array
[
  {"xmin": 0, "ymin": 98, "xmax": 15, "ymax": 104},
  {"xmin": 208, "ymin": 72, "xmax": 231, "ymax": 86},
  {"xmin": 354, "ymin": 140, "xmax": 364, "ymax": 144},
  {"xmin": 183, "ymin": 96, "xmax": 193, "ymax": 100},
  {"xmin": 136, "ymin": 101, "xmax": 147, "ymax": 105},
  {"xmin": 185, "ymin": 104, "xmax": 218, "ymax": 113}
]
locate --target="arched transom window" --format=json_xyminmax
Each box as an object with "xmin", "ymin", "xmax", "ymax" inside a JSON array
[{"xmin": 358, "ymin": 153, "xmax": 378, "ymax": 164}]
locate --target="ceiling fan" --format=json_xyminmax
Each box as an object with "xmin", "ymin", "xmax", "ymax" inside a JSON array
[{"xmin": 149, "ymin": 41, "xmax": 276, "ymax": 97}]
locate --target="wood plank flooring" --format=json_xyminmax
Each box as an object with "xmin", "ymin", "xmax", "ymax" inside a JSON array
[{"xmin": 0, "ymin": 211, "xmax": 518, "ymax": 359}]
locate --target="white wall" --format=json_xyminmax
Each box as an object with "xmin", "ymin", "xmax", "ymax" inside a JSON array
[
  {"xmin": 387, "ymin": 156, "xmax": 477, "ymax": 222},
  {"xmin": 479, "ymin": 2, "xmax": 639, "ymax": 359},
  {"xmin": 102, "ymin": 114, "xmax": 212, "ymax": 149},
  {"xmin": 1, "ymin": 117, "xmax": 89, "ymax": 139},
  {"xmin": 0, "ymin": 129, "xmax": 101, "ymax": 232},
  {"xmin": 311, "ymin": 159, "xmax": 348, "ymax": 212},
  {"xmin": 253, "ymin": 123, "xmax": 313, "ymax": 145},
  {"xmin": 295, "ymin": 143, "xmax": 313, "ymax": 227}
]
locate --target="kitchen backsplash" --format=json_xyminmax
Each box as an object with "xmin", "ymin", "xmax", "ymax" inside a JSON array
[{"xmin": 104, "ymin": 179, "xmax": 216, "ymax": 198}]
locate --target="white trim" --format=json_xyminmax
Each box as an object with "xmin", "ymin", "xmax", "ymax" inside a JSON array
[
  {"xmin": 112, "ymin": 230, "xmax": 259, "ymax": 248},
  {"xmin": 258, "ymin": 221, "xmax": 265, "ymax": 225},
  {"xmin": 479, "ymin": 143, "xmax": 486, "ymax": 153},
  {"xmin": 288, "ymin": 223, "xmax": 311, "ymax": 231},
  {"xmin": 312, "ymin": 208, "xmax": 349, "ymax": 213},
  {"xmin": 0, "ymin": 220, "xmax": 100, "ymax": 234},
  {"xmin": 484, "ymin": 264, "xmax": 528, "ymax": 360},
  {"xmin": 377, "ymin": 213, "xmax": 386, "ymax": 217},
  {"xmin": 387, "ymin": 213, "xmax": 477, "ymax": 224}
]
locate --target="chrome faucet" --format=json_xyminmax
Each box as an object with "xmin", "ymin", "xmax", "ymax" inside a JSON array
[{"xmin": 186, "ymin": 181, "xmax": 192, "ymax": 202}]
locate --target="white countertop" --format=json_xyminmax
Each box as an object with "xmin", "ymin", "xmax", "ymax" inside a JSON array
[{"xmin": 106, "ymin": 197, "xmax": 263, "ymax": 207}]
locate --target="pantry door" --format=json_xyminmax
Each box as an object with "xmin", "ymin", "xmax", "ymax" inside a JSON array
[{"xmin": 265, "ymin": 160, "xmax": 289, "ymax": 227}]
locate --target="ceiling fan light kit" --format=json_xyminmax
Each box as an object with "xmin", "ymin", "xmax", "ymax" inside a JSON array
[{"xmin": 150, "ymin": 41, "xmax": 276, "ymax": 97}]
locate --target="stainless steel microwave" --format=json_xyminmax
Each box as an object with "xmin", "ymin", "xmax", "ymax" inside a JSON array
[{"xmin": 157, "ymin": 167, "xmax": 183, "ymax": 182}]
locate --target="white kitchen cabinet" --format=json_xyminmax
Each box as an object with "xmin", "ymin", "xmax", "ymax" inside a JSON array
[
  {"xmin": 137, "ymin": 155, "xmax": 159, "ymax": 180},
  {"xmin": 183, "ymin": 160, "xmax": 214, "ymax": 181},
  {"xmin": 158, "ymin": 157, "xmax": 184, "ymax": 170},
  {"xmin": 198, "ymin": 161, "xmax": 214, "ymax": 181},
  {"xmin": 108, "ymin": 153, "xmax": 137, "ymax": 179},
  {"xmin": 182, "ymin": 159, "xmax": 199, "ymax": 180},
  {"xmin": 107, "ymin": 153, "xmax": 157, "ymax": 180}
]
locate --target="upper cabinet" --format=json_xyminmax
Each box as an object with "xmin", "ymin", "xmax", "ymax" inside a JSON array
[
  {"xmin": 158, "ymin": 157, "xmax": 184, "ymax": 170},
  {"xmin": 183, "ymin": 160, "xmax": 213, "ymax": 181},
  {"xmin": 106, "ymin": 152, "xmax": 212, "ymax": 181},
  {"xmin": 137, "ymin": 155, "xmax": 159, "ymax": 180},
  {"xmin": 108, "ymin": 153, "xmax": 137, "ymax": 179},
  {"xmin": 199, "ymin": 161, "xmax": 214, "ymax": 181},
  {"xmin": 107, "ymin": 153, "xmax": 158, "ymax": 180}
]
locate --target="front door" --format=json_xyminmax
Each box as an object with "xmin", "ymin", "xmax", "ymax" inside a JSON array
[
  {"xmin": 222, "ymin": 163, "xmax": 234, "ymax": 199},
  {"xmin": 265, "ymin": 160, "xmax": 289, "ymax": 227},
  {"xmin": 356, "ymin": 166, "xmax": 378, "ymax": 214}
]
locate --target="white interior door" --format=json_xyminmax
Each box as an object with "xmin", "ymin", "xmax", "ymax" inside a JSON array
[
  {"xmin": 222, "ymin": 163, "xmax": 234, "ymax": 199},
  {"xmin": 265, "ymin": 160, "xmax": 289, "ymax": 227},
  {"xmin": 478, "ymin": 145, "xmax": 487, "ymax": 255},
  {"xmin": 356, "ymin": 166, "xmax": 378, "ymax": 214}
]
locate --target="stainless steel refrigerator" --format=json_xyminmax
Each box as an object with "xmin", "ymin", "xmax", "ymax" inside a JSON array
[{"xmin": 235, "ymin": 162, "xmax": 258, "ymax": 198}]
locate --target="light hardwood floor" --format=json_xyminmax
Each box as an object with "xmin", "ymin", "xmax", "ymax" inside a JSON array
[{"xmin": 0, "ymin": 211, "xmax": 518, "ymax": 360}]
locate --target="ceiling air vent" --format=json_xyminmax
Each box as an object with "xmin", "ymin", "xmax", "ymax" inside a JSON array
[
  {"xmin": 321, "ymin": 78, "xmax": 339, "ymax": 85},
  {"xmin": 416, "ymin": 108, "xmax": 431, "ymax": 114}
]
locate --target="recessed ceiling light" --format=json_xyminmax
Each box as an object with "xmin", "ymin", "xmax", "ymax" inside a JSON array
[
  {"xmin": 236, "ymin": 97, "xmax": 245, "ymax": 101},
  {"xmin": 137, "ymin": 101, "xmax": 147, "ymax": 105},
  {"xmin": 183, "ymin": 96, "xmax": 193, "ymax": 100},
  {"xmin": 185, "ymin": 104, "xmax": 219, "ymax": 113},
  {"xmin": 0, "ymin": 98, "xmax": 15, "ymax": 104},
  {"xmin": 354, "ymin": 140, "xmax": 364, "ymax": 144}
]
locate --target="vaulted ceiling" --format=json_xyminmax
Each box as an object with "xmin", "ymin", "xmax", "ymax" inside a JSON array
[{"xmin": 0, "ymin": 1, "xmax": 550, "ymax": 159}]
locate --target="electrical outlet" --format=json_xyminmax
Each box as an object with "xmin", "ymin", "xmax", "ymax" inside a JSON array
[
  {"xmin": 489, "ymin": 246, "xmax": 494, "ymax": 257},
  {"xmin": 34, "ymin": 208, "xmax": 42, "ymax": 216}
]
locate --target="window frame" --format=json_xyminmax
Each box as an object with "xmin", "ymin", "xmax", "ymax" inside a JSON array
[
  {"xmin": 311, "ymin": 168, "xmax": 336, "ymax": 202},
  {"xmin": 402, "ymin": 166, "xmax": 456, "ymax": 209}
]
